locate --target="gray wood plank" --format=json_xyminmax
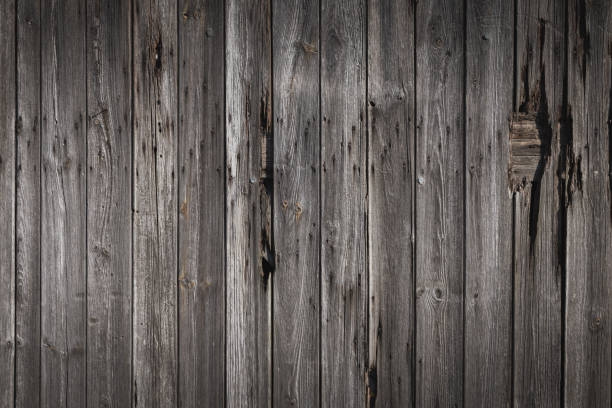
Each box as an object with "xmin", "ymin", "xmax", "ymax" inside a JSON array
[
  {"xmin": 320, "ymin": 0, "xmax": 366, "ymax": 406},
  {"xmin": 86, "ymin": 0, "xmax": 133, "ymax": 406},
  {"xmin": 464, "ymin": 0, "xmax": 513, "ymax": 405},
  {"xmin": 177, "ymin": 0, "xmax": 225, "ymax": 406},
  {"xmin": 15, "ymin": 0, "xmax": 41, "ymax": 406},
  {"xmin": 40, "ymin": 1, "xmax": 87, "ymax": 406},
  {"xmin": 272, "ymin": 0, "xmax": 320, "ymax": 405},
  {"xmin": 133, "ymin": 0, "xmax": 178, "ymax": 406},
  {"xmin": 226, "ymin": 0, "xmax": 272, "ymax": 407},
  {"xmin": 367, "ymin": 1, "xmax": 415, "ymax": 406},
  {"xmin": 565, "ymin": 0, "xmax": 612, "ymax": 406},
  {"xmin": 513, "ymin": 2, "xmax": 565, "ymax": 406},
  {"xmin": 415, "ymin": 0, "xmax": 464, "ymax": 406},
  {"xmin": 0, "ymin": 1, "xmax": 16, "ymax": 406}
]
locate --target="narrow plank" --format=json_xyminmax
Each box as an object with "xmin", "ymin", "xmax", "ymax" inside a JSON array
[
  {"xmin": 0, "ymin": 1, "xmax": 16, "ymax": 406},
  {"xmin": 464, "ymin": 0, "xmax": 513, "ymax": 405},
  {"xmin": 367, "ymin": 0, "xmax": 415, "ymax": 406},
  {"xmin": 39, "ymin": 0, "xmax": 87, "ymax": 406},
  {"xmin": 565, "ymin": 0, "xmax": 612, "ymax": 406},
  {"xmin": 414, "ymin": 0, "xmax": 464, "ymax": 406},
  {"xmin": 15, "ymin": 0, "xmax": 41, "ymax": 406},
  {"xmin": 177, "ymin": 0, "xmax": 225, "ymax": 406},
  {"xmin": 86, "ymin": 0, "xmax": 133, "ymax": 406},
  {"xmin": 512, "ymin": 1, "xmax": 566, "ymax": 406},
  {"xmin": 272, "ymin": 0, "xmax": 320, "ymax": 405},
  {"xmin": 320, "ymin": 0, "xmax": 366, "ymax": 406},
  {"xmin": 226, "ymin": 0, "xmax": 272, "ymax": 407},
  {"xmin": 133, "ymin": 0, "xmax": 178, "ymax": 406}
]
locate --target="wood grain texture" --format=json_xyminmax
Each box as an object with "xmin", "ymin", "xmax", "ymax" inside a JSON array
[
  {"xmin": 513, "ymin": 1, "xmax": 565, "ymax": 406},
  {"xmin": 86, "ymin": 0, "xmax": 133, "ymax": 406},
  {"xmin": 15, "ymin": 0, "xmax": 41, "ymax": 406},
  {"xmin": 133, "ymin": 0, "xmax": 178, "ymax": 406},
  {"xmin": 272, "ymin": 0, "xmax": 320, "ymax": 405},
  {"xmin": 565, "ymin": 0, "xmax": 612, "ymax": 406},
  {"xmin": 320, "ymin": 0, "xmax": 366, "ymax": 407},
  {"xmin": 226, "ymin": 0, "xmax": 272, "ymax": 407},
  {"xmin": 367, "ymin": 2, "xmax": 415, "ymax": 406},
  {"xmin": 40, "ymin": 0, "xmax": 87, "ymax": 406},
  {"xmin": 414, "ymin": 0, "xmax": 464, "ymax": 406},
  {"xmin": 464, "ymin": 0, "xmax": 513, "ymax": 405},
  {"xmin": 0, "ymin": 1, "xmax": 15, "ymax": 406},
  {"xmin": 177, "ymin": 0, "xmax": 225, "ymax": 406}
]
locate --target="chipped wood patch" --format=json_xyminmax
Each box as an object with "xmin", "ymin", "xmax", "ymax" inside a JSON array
[{"xmin": 509, "ymin": 113, "xmax": 544, "ymax": 191}]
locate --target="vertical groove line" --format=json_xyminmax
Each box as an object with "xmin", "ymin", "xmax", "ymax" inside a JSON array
[
  {"xmin": 38, "ymin": 0, "xmax": 42, "ymax": 402},
  {"xmin": 364, "ymin": 0, "xmax": 369, "ymax": 406},
  {"xmin": 318, "ymin": 0, "xmax": 322, "ymax": 406},
  {"xmin": 175, "ymin": 0, "xmax": 180, "ymax": 405},
  {"xmin": 222, "ymin": 0, "xmax": 227, "ymax": 406},
  {"xmin": 462, "ymin": 0, "xmax": 467, "ymax": 405},
  {"xmin": 130, "ymin": 0, "xmax": 135, "ymax": 405},
  {"xmin": 13, "ymin": 0, "xmax": 18, "ymax": 405},
  {"xmin": 269, "ymin": 0, "xmax": 274, "ymax": 405},
  {"xmin": 84, "ymin": 0, "xmax": 88, "ymax": 404},
  {"xmin": 511, "ymin": 0, "xmax": 517, "ymax": 405},
  {"xmin": 412, "ymin": 0, "xmax": 418, "ymax": 405}
]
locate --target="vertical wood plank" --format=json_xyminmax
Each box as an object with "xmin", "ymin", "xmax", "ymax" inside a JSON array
[
  {"xmin": 86, "ymin": 0, "xmax": 133, "ymax": 406},
  {"xmin": 40, "ymin": 0, "xmax": 87, "ymax": 406},
  {"xmin": 133, "ymin": 0, "xmax": 178, "ymax": 405},
  {"xmin": 15, "ymin": 0, "xmax": 41, "ymax": 405},
  {"xmin": 177, "ymin": 0, "xmax": 225, "ymax": 406},
  {"xmin": 415, "ymin": 0, "xmax": 464, "ymax": 406},
  {"xmin": 464, "ymin": 0, "xmax": 513, "ymax": 406},
  {"xmin": 320, "ymin": 0, "xmax": 366, "ymax": 406},
  {"xmin": 565, "ymin": 0, "xmax": 612, "ymax": 406},
  {"xmin": 272, "ymin": 0, "xmax": 320, "ymax": 405},
  {"xmin": 513, "ymin": 1, "xmax": 565, "ymax": 406},
  {"xmin": 367, "ymin": 0, "xmax": 415, "ymax": 406},
  {"xmin": 226, "ymin": 0, "xmax": 272, "ymax": 407},
  {"xmin": 0, "ymin": 1, "xmax": 16, "ymax": 406}
]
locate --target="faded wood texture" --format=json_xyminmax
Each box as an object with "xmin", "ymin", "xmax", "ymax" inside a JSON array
[
  {"xmin": 367, "ymin": 0, "xmax": 415, "ymax": 407},
  {"xmin": 86, "ymin": 0, "xmax": 132, "ymax": 406},
  {"xmin": 4, "ymin": 0, "xmax": 612, "ymax": 407},
  {"xmin": 0, "ymin": 1, "xmax": 15, "ymax": 407},
  {"xmin": 415, "ymin": 0, "xmax": 465, "ymax": 406},
  {"xmin": 565, "ymin": 0, "xmax": 612, "ymax": 406},
  {"xmin": 178, "ymin": 0, "xmax": 225, "ymax": 407},
  {"xmin": 226, "ymin": 0, "xmax": 272, "ymax": 407},
  {"xmin": 133, "ymin": 0, "xmax": 178, "ymax": 406},
  {"xmin": 464, "ymin": 0, "xmax": 513, "ymax": 406}
]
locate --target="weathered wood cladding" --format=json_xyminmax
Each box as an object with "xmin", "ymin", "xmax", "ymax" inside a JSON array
[{"xmin": 1, "ymin": 0, "xmax": 612, "ymax": 407}]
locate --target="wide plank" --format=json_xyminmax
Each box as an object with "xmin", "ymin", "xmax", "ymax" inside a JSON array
[
  {"xmin": 0, "ymin": 1, "xmax": 15, "ymax": 406},
  {"xmin": 15, "ymin": 1, "xmax": 41, "ymax": 406},
  {"xmin": 415, "ymin": 0, "xmax": 464, "ymax": 406},
  {"xmin": 320, "ymin": 0, "xmax": 367, "ymax": 406},
  {"xmin": 272, "ymin": 0, "xmax": 320, "ymax": 405},
  {"xmin": 464, "ymin": 0, "xmax": 513, "ymax": 405},
  {"xmin": 178, "ymin": 0, "xmax": 225, "ymax": 406},
  {"xmin": 226, "ymin": 0, "xmax": 272, "ymax": 407},
  {"xmin": 565, "ymin": 0, "xmax": 612, "ymax": 406},
  {"xmin": 133, "ymin": 0, "xmax": 178, "ymax": 405},
  {"xmin": 86, "ymin": 0, "xmax": 133, "ymax": 406}
]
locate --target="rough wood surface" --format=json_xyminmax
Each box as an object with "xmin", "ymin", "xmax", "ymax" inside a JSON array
[
  {"xmin": 272, "ymin": 0, "xmax": 320, "ymax": 405},
  {"xmin": 0, "ymin": 2, "xmax": 15, "ymax": 407},
  {"xmin": 226, "ymin": 0, "xmax": 272, "ymax": 407},
  {"xmin": 464, "ymin": 0, "xmax": 514, "ymax": 406},
  {"xmin": 86, "ymin": 0, "xmax": 133, "ymax": 406},
  {"xmin": 415, "ymin": 0, "xmax": 464, "ymax": 406},
  {"xmin": 320, "ymin": 0, "xmax": 366, "ymax": 407},
  {"xmin": 367, "ymin": 1, "xmax": 415, "ymax": 407},
  {"xmin": 565, "ymin": 0, "xmax": 612, "ymax": 406},
  {"xmin": 178, "ymin": 0, "xmax": 225, "ymax": 406},
  {"xmin": 15, "ymin": 1, "xmax": 41, "ymax": 406},
  {"xmin": 133, "ymin": 0, "xmax": 178, "ymax": 406},
  {"xmin": 40, "ymin": 1, "xmax": 87, "ymax": 406}
]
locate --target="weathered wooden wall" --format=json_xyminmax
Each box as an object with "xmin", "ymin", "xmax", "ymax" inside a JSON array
[{"xmin": 1, "ymin": 0, "xmax": 612, "ymax": 407}]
